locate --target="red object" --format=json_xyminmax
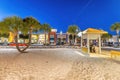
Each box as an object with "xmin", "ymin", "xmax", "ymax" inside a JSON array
[{"xmin": 9, "ymin": 43, "xmax": 28, "ymax": 46}]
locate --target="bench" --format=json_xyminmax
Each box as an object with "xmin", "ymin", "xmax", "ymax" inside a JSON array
[{"xmin": 111, "ymin": 50, "xmax": 120, "ymax": 58}]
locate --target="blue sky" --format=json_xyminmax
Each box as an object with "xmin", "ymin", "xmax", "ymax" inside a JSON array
[{"xmin": 0, "ymin": 0, "xmax": 120, "ymax": 34}]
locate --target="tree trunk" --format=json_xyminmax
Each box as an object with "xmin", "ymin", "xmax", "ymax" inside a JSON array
[
  {"xmin": 23, "ymin": 39, "xmax": 25, "ymax": 43},
  {"xmin": 14, "ymin": 33, "xmax": 26, "ymax": 53},
  {"xmin": 37, "ymin": 34, "xmax": 39, "ymax": 44},
  {"xmin": 14, "ymin": 27, "xmax": 33, "ymax": 53},
  {"xmin": 45, "ymin": 31, "xmax": 46, "ymax": 45},
  {"xmin": 21, "ymin": 27, "xmax": 32, "ymax": 52},
  {"xmin": 72, "ymin": 34, "xmax": 74, "ymax": 45}
]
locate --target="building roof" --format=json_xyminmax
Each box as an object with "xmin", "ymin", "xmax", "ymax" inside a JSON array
[{"xmin": 82, "ymin": 28, "xmax": 108, "ymax": 34}]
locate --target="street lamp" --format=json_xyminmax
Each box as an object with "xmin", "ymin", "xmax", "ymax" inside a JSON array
[
  {"xmin": 75, "ymin": 28, "xmax": 79, "ymax": 45},
  {"xmin": 116, "ymin": 30, "xmax": 120, "ymax": 47},
  {"xmin": 60, "ymin": 31, "xmax": 62, "ymax": 45},
  {"xmin": 116, "ymin": 30, "xmax": 119, "ymax": 34},
  {"xmin": 76, "ymin": 29, "xmax": 78, "ymax": 33}
]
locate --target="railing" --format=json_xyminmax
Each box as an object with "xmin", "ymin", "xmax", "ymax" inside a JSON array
[
  {"xmin": 0, "ymin": 45, "xmax": 81, "ymax": 49},
  {"xmin": 111, "ymin": 50, "xmax": 120, "ymax": 58}
]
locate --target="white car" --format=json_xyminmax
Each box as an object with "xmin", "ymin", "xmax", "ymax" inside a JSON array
[
  {"xmin": 113, "ymin": 42, "xmax": 120, "ymax": 48},
  {"xmin": 31, "ymin": 44, "xmax": 44, "ymax": 46}
]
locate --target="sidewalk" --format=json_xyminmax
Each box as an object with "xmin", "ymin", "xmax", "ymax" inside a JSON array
[{"xmin": 102, "ymin": 47, "xmax": 120, "ymax": 51}]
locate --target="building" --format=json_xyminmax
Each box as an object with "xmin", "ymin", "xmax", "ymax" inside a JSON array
[
  {"xmin": 104, "ymin": 35, "xmax": 120, "ymax": 43},
  {"xmin": 48, "ymin": 29, "xmax": 57, "ymax": 45},
  {"xmin": 112, "ymin": 35, "xmax": 120, "ymax": 42},
  {"xmin": 38, "ymin": 33, "xmax": 49, "ymax": 44},
  {"xmin": 0, "ymin": 37, "xmax": 8, "ymax": 45},
  {"xmin": 32, "ymin": 30, "xmax": 49, "ymax": 44},
  {"xmin": 8, "ymin": 30, "xmax": 50, "ymax": 45},
  {"xmin": 56, "ymin": 32, "xmax": 68, "ymax": 45}
]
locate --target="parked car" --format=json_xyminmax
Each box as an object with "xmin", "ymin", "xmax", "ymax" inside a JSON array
[
  {"xmin": 9, "ymin": 42, "xmax": 28, "ymax": 46},
  {"xmin": 102, "ymin": 42, "xmax": 108, "ymax": 47},
  {"xmin": 56, "ymin": 42, "xmax": 60, "ymax": 45},
  {"xmin": 31, "ymin": 44, "xmax": 44, "ymax": 46},
  {"xmin": 107, "ymin": 42, "xmax": 113, "ymax": 47},
  {"xmin": 102, "ymin": 42, "xmax": 113, "ymax": 47},
  {"xmin": 0, "ymin": 43, "xmax": 9, "ymax": 46},
  {"xmin": 56, "ymin": 42, "xmax": 64, "ymax": 45},
  {"xmin": 113, "ymin": 42, "xmax": 120, "ymax": 48},
  {"xmin": 0, "ymin": 43, "xmax": 4, "ymax": 46}
]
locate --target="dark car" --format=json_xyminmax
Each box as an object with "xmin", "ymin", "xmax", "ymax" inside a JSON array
[
  {"xmin": 56, "ymin": 42, "xmax": 60, "ymax": 45},
  {"xmin": 107, "ymin": 42, "xmax": 113, "ymax": 47},
  {"xmin": 0, "ymin": 43, "xmax": 4, "ymax": 46}
]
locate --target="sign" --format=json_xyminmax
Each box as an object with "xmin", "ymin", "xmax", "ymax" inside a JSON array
[
  {"xmin": 57, "ymin": 34, "xmax": 66, "ymax": 38},
  {"xmin": 51, "ymin": 29, "xmax": 57, "ymax": 32}
]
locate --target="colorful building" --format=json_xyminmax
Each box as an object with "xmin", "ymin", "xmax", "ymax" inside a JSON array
[
  {"xmin": 32, "ymin": 30, "xmax": 49, "ymax": 44},
  {"xmin": 38, "ymin": 34, "xmax": 49, "ymax": 44},
  {"xmin": 48, "ymin": 29, "xmax": 57, "ymax": 45},
  {"xmin": 56, "ymin": 32, "xmax": 68, "ymax": 45}
]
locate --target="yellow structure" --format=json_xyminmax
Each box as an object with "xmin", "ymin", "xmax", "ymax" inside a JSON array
[
  {"xmin": 81, "ymin": 28, "xmax": 107, "ymax": 54},
  {"xmin": 8, "ymin": 32, "xmax": 49, "ymax": 44},
  {"xmin": 38, "ymin": 34, "xmax": 49, "ymax": 44},
  {"xmin": 8, "ymin": 32, "xmax": 15, "ymax": 42},
  {"xmin": 111, "ymin": 50, "xmax": 120, "ymax": 58}
]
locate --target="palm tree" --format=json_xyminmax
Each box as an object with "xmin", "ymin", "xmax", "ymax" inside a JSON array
[
  {"xmin": 67, "ymin": 25, "xmax": 78, "ymax": 45},
  {"xmin": 42, "ymin": 23, "xmax": 51, "ymax": 45},
  {"xmin": 0, "ymin": 16, "xmax": 41, "ymax": 53},
  {"xmin": 19, "ymin": 34, "xmax": 29, "ymax": 43},
  {"xmin": 22, "ymin": 16, "xmax": 41, "ymax": 51},
  {"xmin": 102, "ymin": 33, "xmax": 112, "ymax": 41},
  {"xmin": 0, "ymin": 16, "xmax": 24, "ymax": 52},
  {"xmin": 101, "ymin": 33, "xmax": 112, "ymax": 43},
  {"xmin": 0, "ymin": 34, "xmax": 9, "ymax": 38},
  {"xmin": 111, "ymin": 22, "xmax": 120, "ymax": 46}
]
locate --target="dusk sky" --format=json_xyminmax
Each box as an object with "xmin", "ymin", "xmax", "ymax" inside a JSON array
[{"xmin": 0, "ymin": 0, "xmax": 120, "ymax": 34}]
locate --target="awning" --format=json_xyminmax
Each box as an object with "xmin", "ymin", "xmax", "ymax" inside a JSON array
[{"xmin": 77, "ymin": 32, "xmax": 82, "ymax": 37}]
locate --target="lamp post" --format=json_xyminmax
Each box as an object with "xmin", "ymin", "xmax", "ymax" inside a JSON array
[
  {"xmin": 116, "ymin": 30, "xmax": 119, "ymax": 47},
  {"xmin": 60, "ymin": 31, "xmax": 62, "ymax": 45},
  {"xmin": 75, "ymin": 29, "xmax": 79, "ymax": 45},
  {"xmin": 75, "ymin": 28, "xmax": 81, "ymax": 44},
  {"xmin": 18, "ymin": 31, "xmax": 22, "ymax": 43},
  {"xmin": 76, "ymin": 29, "xmax": 78, "ymax": 33}
]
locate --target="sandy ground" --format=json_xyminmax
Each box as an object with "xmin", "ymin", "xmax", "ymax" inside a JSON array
[{"xmin": 0, "ymin": 48, "xmax": 120, "ymax": 80}]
